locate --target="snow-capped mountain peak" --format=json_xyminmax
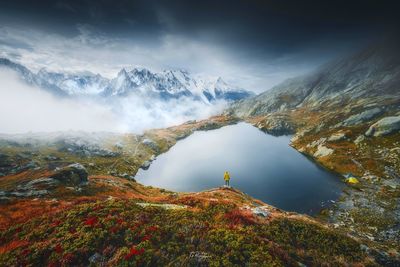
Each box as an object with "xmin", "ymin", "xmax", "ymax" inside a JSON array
[{"xmin": 0, "ymin": 58, "xmax": 254, "ymax": 103}]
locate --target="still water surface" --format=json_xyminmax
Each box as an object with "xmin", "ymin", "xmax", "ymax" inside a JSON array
[{"xmin": 135, "ymin": 123, "xmax": 345, "ymax": 214}]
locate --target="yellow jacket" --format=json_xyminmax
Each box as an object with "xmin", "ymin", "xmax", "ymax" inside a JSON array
[{"xmin": 224, "ymin": 172, "xmax": 230, "ymax": 181}]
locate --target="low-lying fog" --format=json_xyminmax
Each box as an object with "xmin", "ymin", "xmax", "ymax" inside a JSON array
[{"xmin": 0, "ymin": 70, "xmax": 226, "ymax": 134}]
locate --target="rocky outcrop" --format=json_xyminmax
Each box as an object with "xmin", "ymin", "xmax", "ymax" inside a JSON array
[
  {"xmin": 52, "ymin": 163, "xmax": 88, "ymax": 186},
  {"xmin": 341, "ymin": 108, "xmax": 383, "ymax": 126},
  {"xmin": 0, "ymin": 177, "xmax": 61, "ymax": 199},
  {"xmin": 328, "ymin": 132, "xmax": 346, "ymax": 142},
  {"xmin": 229, "ymin": 40, "xmax": 400, "ymax": 118},
  {"xmin": 255, "ymin": 114, "xmax": 296, "ymax": 135},
  {"xmin": 365, "ymin": 116, "xmax": 400, "ymax": 137},
  {"xmin": 142, "ymin": 138, "xmax": 159, "ymax": 152},
  {"xmin": 197, "ymin": 121, "xmax": 221, "ymax": 131},
  {"xmin": 140, "ymin": 161, "xmax": 151, "ymax": 170},
  {"xmin": 354, "ymin": 135, "xmax": 366, "ymax": 145},
  {"xmin": 314, "ymin": 144, "xmax": 334, "ymax": 158}
]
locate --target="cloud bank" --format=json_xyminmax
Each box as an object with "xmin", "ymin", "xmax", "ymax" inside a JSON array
[{"xmin": 0, "ymin": 70, "xmax": 225, "ymax": 134}]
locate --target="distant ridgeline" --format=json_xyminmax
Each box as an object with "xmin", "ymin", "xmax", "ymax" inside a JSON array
[{"xmin": 0, "ymin": 58, "xmax": 253, "ymax": 103}]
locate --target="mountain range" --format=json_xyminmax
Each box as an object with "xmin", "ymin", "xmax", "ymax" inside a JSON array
[
  {"xmin": 230, "ymin": 40, "xmax": 400, "ymax": 117},
  {"xmin": 0, "ymin": 58, "xmax": 253, "ymax": 104}
]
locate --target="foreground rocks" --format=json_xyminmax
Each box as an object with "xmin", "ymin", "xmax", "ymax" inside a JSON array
[
  {"xmin": 52, "ymin": 163, "xmax": 89, "ymax": 186},
  {"xmin": 341, "ymin": 107, "xmax": 383, "ymax": 126},
  {"xmin": 249, "ymin": 114, "xmax": 296, "ymax": 135},
  {"xmin": 313, "ymin": 144, "xmax": 334, "ymax": 158},
  {"xmin": 365, "ymin": 115, "xmax": 400, "ymax": 137}
]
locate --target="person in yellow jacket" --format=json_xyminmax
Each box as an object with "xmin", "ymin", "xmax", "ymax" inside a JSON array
[{"xmin": 224, "ymin": 171, "xmax": 230, "ymax": 187}]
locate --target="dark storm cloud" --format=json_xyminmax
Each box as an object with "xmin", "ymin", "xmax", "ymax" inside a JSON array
[{"xmin": 0, "ymin": 0, "xmax": 399, "ymax": 92}]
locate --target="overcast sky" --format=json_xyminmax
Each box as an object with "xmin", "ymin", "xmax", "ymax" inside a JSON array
[{"xmin": 0, "ymin": 0, "xmax": 399, "ymax": 92}]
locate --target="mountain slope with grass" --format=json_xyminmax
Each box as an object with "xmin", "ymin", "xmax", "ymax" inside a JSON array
[
  {"xmin": 0, "ymin": 115, "xmax": 389, "ymax": 266},
  {"xmin": 227, "ymin": 39, "xmax": 400, "ymax": 260},
  {"xmin": 0, "ymin": 172, "xmax": 375, "ymax": 266}
]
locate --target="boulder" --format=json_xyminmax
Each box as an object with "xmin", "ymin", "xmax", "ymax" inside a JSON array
[
  {"xmin": 18, "ymin": 177, "xmax": 59, "ymax": 190},
  {"xmin": 354, "ymin": 135, "xmax": 366, "ymax": 145},
  {"xmin": 52, "ymin": 163, "xmax": 88, "ymax": 186},
  {"xmin": 10, "ymin": 190, "xmax": 49, "ymax": 197},
  {"xmin": 142, "ymin": 138, "xmax": 159, "ymax": 151},
  {"xmin": 314, "ymin": 144, "xmax": 334, "ymax": 158},
  {"xmin": 342, "ymin": 108, "xmax": 383, "ymax": 126},
  {"xmin": 257, "ymin": 115, "xmax": 296, "ymax": 136},
  {"xmin": 365, "ymin": 116, "xmax": 400, "ymax": 137},
  {"xmin": 141, "ymin": 161, "xmax": 151, "ymax": 170},
  {"xmin": 328, "ymin": 132, "xmax": 346, "ymax": 142},
  {"xmin": 114, "ymin": 142, "xmax": 123, "ymax": 149},
  {"xmin": 307, "ymin": 137, "xmax": 326, "ymax": 148},
  {"xmin": 251, "ymin": 206, "xmax": 270, "ymax": 217}
]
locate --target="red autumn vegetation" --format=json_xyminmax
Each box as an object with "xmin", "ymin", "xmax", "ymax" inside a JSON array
[
  {"xmin": 146, "ymin": 225, "xmax": 158, "ymax": 232},
  {"xmin": 141, "ymin": 234, "xmax": 151, "ymax": 241},
  {"xmin": 0, "ymin": 240, "xmax": 29, "ymax": 254},
  {"xmin": 54, "ymin": 244, "xmax": 63, "ymax": 254},
  {"xmin": 224, "ymin": 208, "xmax": 257, "ymax": 226},
  {"xmin": 125, "ymin": 246, "xmax": 145, "ymax": 260},
  {"xmin": 84, "ymin": 216, "xmax": 98, "ymax": 227}
]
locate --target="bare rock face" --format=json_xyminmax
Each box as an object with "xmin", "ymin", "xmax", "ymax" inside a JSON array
[
  {"xmin": 354, "ymin": 135, "xmax": 366, "ymax": 145},
  {"xmin": 365, "ymin": 116, "xmax": 400, "ymax": 137},
  {"xmin": 140, "ymin": 160, "xmax": 151, "ymax": 170},
  {"xmin": 142, "ymin": 138, "xmax": 159, "ymax": 152},
  {"xmin": 341, "ymin": 108, "xmax": 383, "ymax": 126},
  {"xmin": 256, "ymin": 114, "xmax": 296, "ymax": 136},
  {"xmin": 328, "ymin": 132, "xmax": 347, "ymax": 142},
  {"xmin": 52, "ymin": 163, "xmax": 88, "ymax": 186},
  {"xmin": 314, "ymin": 144, "xmax": 334, "ymax": 158}
]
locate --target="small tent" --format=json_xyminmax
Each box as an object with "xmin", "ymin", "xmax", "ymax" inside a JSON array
[{"xmin": 346, "ymin": 177, "xmax": 359, "ymax": 184}]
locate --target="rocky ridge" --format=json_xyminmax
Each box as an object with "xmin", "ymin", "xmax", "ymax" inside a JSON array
[{"xmin": 228, "ymin": 40, "xmax": 400, "ymax": 259}]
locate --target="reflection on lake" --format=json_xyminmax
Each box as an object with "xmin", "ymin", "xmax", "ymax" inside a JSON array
[{"xmin": 135, "ymin": 123, "xmax": 344, "ymax": 214}]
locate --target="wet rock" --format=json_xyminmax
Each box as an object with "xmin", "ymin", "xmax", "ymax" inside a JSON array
[
  {"xmin": 365, "ymin": 115, "xmax": 400, "ymax": 137},
  {"xmin": 141, "ymin": 160, "xmax": 151, "ymax": 170},
  {"xmin": 52, "ymin": 163, "xmax": 88, "ymax": 186},
  {"xmin": 341, "ymin": 107, "xmax": 383, "ymax": 126},
  {"xmin": 314, "ymin": 144, "xmax": 334, "ymax": 158}
]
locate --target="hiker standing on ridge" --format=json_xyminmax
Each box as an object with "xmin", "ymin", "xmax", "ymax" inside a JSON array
[{"xmin": 224, "ymin": 171, "xmax": 230, "ymax": 187}]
